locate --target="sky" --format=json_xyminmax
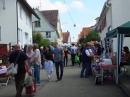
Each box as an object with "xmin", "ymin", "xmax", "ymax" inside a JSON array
[{"xmin": 27, "ymin": 0, "xmax": 106, "ymax": 42}]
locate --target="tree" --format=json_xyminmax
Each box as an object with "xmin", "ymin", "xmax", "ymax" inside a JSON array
[
  {"xmin": 85, "ymin": 30, "xmax": 100, "ymax": 42},
  {"xmin": 32, "ymin": 31, "xmax": 50, "ymax": 47},
  {"xmin": 33, "ymin": 31, "xmax": 43, "ymax": 44},
  {"xmin": 39, "ymin": 39, "xmax": 50, "ymax": 46}
]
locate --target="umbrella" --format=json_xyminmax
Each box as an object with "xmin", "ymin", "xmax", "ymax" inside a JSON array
[{"xmin": 61, "ymin": 43, "xmax": 70, "ymax": 47}]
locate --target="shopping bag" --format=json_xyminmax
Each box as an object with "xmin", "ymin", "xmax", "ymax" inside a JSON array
[
  {"xmin": 6, "ymin": 63, "xmax": 18, "ymax": 75},
  {"xmin": 75, "ymin": 55, "xmax": 80, "ymax": 63},
  {"xmin": 26, "ymin": 79, "xmax": 36, "ymax": 94},
  {"xmin": 6, "ymin": 52, "xmax": 21, "ymax": 76}
]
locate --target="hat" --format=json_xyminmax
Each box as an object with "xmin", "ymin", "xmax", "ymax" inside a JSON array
[{"xmin": 40, "ymin": 46, "xmax": 43, "ymax": 49}]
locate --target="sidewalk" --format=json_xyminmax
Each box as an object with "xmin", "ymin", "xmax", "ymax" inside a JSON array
[
  {"xmin": 119, "ymin": 76, "xmax": 130, "ymax": 97},
  {"xmin": 0, "ymin": 56, "xmax": 128, "ymax": 97}
]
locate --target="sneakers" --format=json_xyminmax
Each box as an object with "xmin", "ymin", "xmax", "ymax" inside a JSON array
[
  {"xmin": 48, "ymin": 77, "xmax": 51, "ymax": 81},
  {"xmin": 36, "ymin": 83, "xmax": 40, "ymax": 86},
  {"xmin": 80, "ymin": 75, "xmax": 84, "ymax": 78},
  {"xmin": 56, "ymin": 79, "xmax": 61, "ymax": 82}
]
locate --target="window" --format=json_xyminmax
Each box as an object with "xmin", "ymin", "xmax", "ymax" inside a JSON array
[
  {"xmin": 35, "ymin": 21, "xmax": 40, "ymax": 27},
  {"xmin": 20, "ymin": 6, "xmax": 22, "ymax": 18},
  {"xmin": 46, "ymin": 32, "xmax": 51, "ymax": 38},
  {"xmin": 0, "ymin": 26, "xmax": 1, "ymax": 40}
]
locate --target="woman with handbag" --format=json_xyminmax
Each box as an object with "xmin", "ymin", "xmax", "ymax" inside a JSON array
[{"xmin": 43, "ymin": 46, "xmax": 54, "ymax": 81}]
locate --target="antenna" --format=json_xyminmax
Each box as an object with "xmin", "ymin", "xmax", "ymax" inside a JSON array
[{"xmin": 39, "ymin": 0, "xmax": 41, "ymax": 10}]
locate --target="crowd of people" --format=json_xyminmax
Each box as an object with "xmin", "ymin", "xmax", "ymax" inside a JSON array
[
  {"xmin": 9, "ymin": 42, "xmax": 64, "ymax": 97},
  {"xmin": 9, "ymin": 41, "xmax": 104, "ymax": 97}
]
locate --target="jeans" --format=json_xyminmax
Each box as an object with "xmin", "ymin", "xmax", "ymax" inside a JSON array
[
  {"xmin": 64, "ymin": 56, "xmax": 68, "ymax": 66},
  {"xmin": 81, "ymin": 62, "xmax": 90, "ymax": 77},
  {"xmin": 34, "ymin": 65, "xmax": 40, "ymax": 83},
  {"xmin": 15, "ymin": 73, "xmax": 25, "ymax": 95},
  {"xmin": 55, "ymin": 61, "xmax": 64, "ymax": 80}
]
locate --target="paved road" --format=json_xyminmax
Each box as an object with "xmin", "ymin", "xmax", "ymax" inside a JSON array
[{"xmin": 0, "ymin": 56, "xmax": 128, "ymax": 97}]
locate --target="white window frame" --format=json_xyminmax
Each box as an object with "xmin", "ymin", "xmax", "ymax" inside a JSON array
[{"xmin": 46, "ymin": 32, "xmax": 51, "ymax": 38}]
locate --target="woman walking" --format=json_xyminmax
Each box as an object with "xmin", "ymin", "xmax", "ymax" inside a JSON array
[
  {"xmin": 64, "ymin": 46, "xmax": 68, "ymax": 67},
  {"xmin": 43, "ymin": 46, "xmax": 54, "ymax": 81}
]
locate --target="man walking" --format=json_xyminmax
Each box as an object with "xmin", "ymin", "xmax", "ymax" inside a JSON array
[
  {"xmin": 71, "ymin": 43, "xmax": 77, "ymax": 66},
  {"xmin": 53, "ymin": 42, "xmax": 64, "ymax": 82},
  {"xmin": 9, "ymin": 44, "xmax": 29, "ymax": 97}
]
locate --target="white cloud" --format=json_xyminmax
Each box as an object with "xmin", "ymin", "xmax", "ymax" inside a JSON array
[
  {"xmin": 71, "ymin": 1, "xmax": 86, "ymax": 10},
  {"xmin": 27, "ymin": 0, "xmax": 67, "ymax": 13},
  {"xmin": 84, "ymin": 21, "xmax": 96, "ymax": 27}
]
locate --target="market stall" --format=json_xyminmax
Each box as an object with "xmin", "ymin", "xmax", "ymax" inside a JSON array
[
  {"xmin": 106, "ymin": 21, "xmax": 130, "ymax": 84},
  {"xmin": 0, "ymin": 44, "xmax": 12, "ymax": 87},
  {"xmin": 92, "ymin": 57, "xmax": 117, "ymax": 84}
]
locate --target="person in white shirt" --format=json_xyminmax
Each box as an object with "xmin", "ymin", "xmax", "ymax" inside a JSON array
[
  {"xmin": 71, "ymin": 43, "xmax": 77, "ymax": 66},
  {"xmin": 80, "ymin": 44, "xmax": 93, "ymax": 78}
]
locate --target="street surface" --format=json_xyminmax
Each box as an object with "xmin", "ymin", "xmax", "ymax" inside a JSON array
[{"xmin": 0, "ymin": 56, "xmax": 128, "ymax": 97}]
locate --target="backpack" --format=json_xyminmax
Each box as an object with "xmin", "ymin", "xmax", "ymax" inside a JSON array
[{"xmin": 71, "ymin": 48, "xmax": 76, "ymax": 54}]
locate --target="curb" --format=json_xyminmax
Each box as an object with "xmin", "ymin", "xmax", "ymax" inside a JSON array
[{"xmin": 118, "ymin": 80, "xmax": 130, "ymax": 97}]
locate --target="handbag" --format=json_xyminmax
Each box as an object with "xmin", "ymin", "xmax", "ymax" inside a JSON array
[
  {"xmin": 75, "ymin": 55, "xmax": 80, "ymax": 63},
  {"xmin": 6, "ymin": 51, "xmax": 21, "ymax": 75}
]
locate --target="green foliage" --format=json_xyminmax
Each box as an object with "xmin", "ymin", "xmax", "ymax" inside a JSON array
[
  {"xmin": 39, "ymin": 39, "xmax": 50, "ymax": 47},
  {"xmin": 77, "ymin": 30, "xmax": 100, "ymax": 44},
  {"xmin": 85, "ymin": 30, "xmax": 100, "ymax": 42},
  {"xmin": 32, "ymin": 31, "xmax": 50, "ymax": 47}
]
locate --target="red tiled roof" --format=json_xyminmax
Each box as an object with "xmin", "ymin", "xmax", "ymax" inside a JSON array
[
  {"xmin": 78, "ymin": 34, "xmax": 81, "ymax": 40},
  {"xmin": 81, "ymin": 27, "xmax": 90, "ymax": 38},
  {"xmin": 41, "ymin": 10, "xmax": 58, "ymax": 29},
  {"xmin": 62, "ymin": 31, "xmax": 70, "ymax": 43}
]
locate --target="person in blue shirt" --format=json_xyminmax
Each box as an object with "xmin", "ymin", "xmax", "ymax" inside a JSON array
[{"xmin": 50, "ymin": 44, "xmax": 55, "ymax": 52}]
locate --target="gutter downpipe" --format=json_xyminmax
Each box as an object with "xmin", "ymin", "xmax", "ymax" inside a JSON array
[{"xmin": 16, "ymin": 0, "xmax": 18, "ymax": 44}]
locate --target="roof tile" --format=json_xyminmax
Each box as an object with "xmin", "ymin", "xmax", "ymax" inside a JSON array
[
  {"xmin": 41, "ymin": 10, "xmax": 58, "ymax": 29},
  {"xmin": 62, "ymin": 32, "xmax": 70, "ymax": 43}
]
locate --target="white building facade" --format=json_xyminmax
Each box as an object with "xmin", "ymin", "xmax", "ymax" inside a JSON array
[
  {"xmin": 0, "ymin": 0, "xmax": 39, "ymax": 49},
  {"xmin": 32, "ymin": 9, "xmax": 59, "ymax": 43},
  {"xmin": 32, "ymin": 9, "xmax": 62, "ymax": 45},
  {"xmin": 97, "ymin": 0, "xmax": 130, "ymax": 52}
]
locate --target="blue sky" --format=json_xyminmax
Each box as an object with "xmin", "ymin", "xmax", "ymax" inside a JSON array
[{"xmin": 27, "ymin": 0, "xmax": 106, "ymax": 42}]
